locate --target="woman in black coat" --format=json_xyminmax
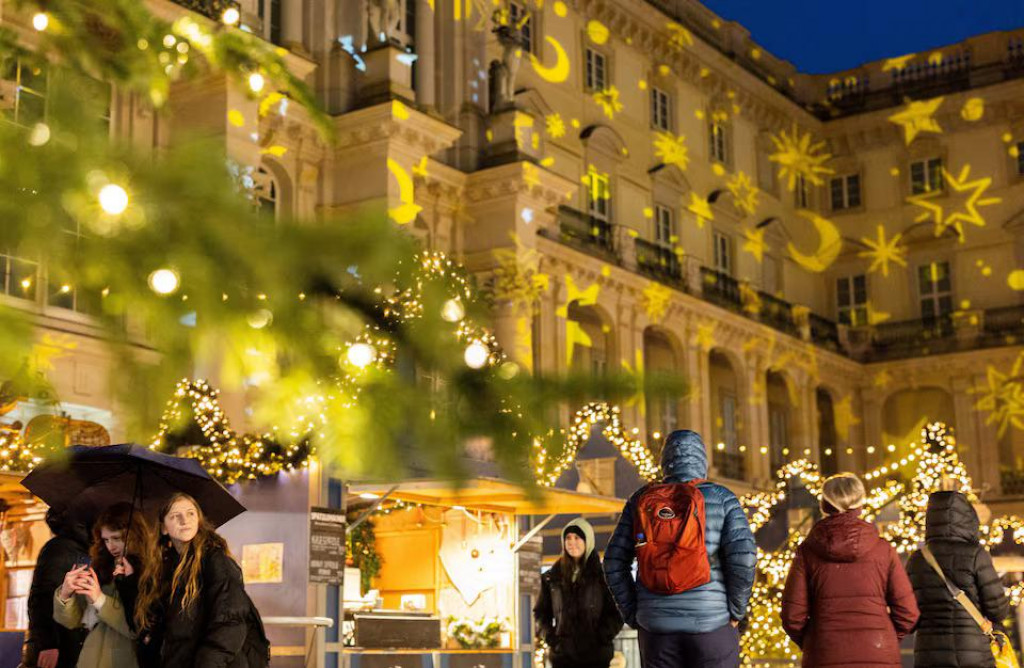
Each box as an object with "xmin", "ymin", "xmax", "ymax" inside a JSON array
[
  {"xmin": 907, "ymin": 490, "xmax": 1010, "ymax": 668},
  {"xmin": 534, "ymin": 518, "xmax": 623, "ymax": 668}
]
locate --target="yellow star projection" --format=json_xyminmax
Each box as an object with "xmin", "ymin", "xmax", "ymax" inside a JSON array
[
  {"xmin": 874, "ymin": 370, "xmax": 893, "ymax": 389},
  {"xmin": 642, "ymin": 282, "xmax": 673, "ymax": 324},
  {"xmin": 545, "ymin": 112, "xmax": 566, "ymax": 138},
  {"xmin": 908, "ymin": 164, "xmax": 1001, "ymax": 243},
  {"xmin": 888, "ymin": 97, "xmax": 944, "ymax": 145},
  {"xmin": 726, "ymin": 171, "xmax": 760, "ymax": 216},
  {"xmin": 530, "ymin": 36, "xmax": 570, "ymax": 83},
  {"xmin": 972, "ymin": 353, "xmax": 1024, "ymax": 438},
  {"xmin": 769, "ymin": 126, "xmax": 835, "ymax": 192},
  {"xmin": 858, "ymin": 225, "xmax": 907, "ymax": 277},
  {"xmin": 492, "ymin": 234, "xmax": 549, "ymax": 309},
  {"xmin": 742, "ymin": 227, "xmax": 768, "ymax": 263},
  {"xmin": 653, "ymin": 132, "xmax": 690, "ymax": 171},
  {"xmin": 557, "ymin": 275, "xmax": 601, "ymax": 367},
  {"xmin": 694, "ymin": 321, "xmax": 717, "ymax": 351},
  {"xmin": 882, "ymin": 54, "xmax": 915, "ymax": 71},
  {"xmin": 386, "ymin": 158, "xmax": 421, "ymax": 224},
  {"xmin": 833, "ymin": 395, "xmax": 861, "ymax": 437},
  {"xmin": 787, "ymin": 210, "xmax": 841, "ymax": 273},
  {"xmin": 593, "ymin": 85, "xmax": 624, "ymax": 119},
  {"xmin": 666, "ymin": 22, "xmax": 694, "ymax": 50},
  {"xmin": 686, "ymin": 192, "xmax": 714, "ymax": 229},
  {"xmin": 522, "ymin": 162, "xmax": 541, "ymax": 189}
]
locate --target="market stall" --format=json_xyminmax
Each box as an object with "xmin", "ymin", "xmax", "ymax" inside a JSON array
[{"xmin": 0, "ymin": 471, "xmax": 47, "ymax": 668}]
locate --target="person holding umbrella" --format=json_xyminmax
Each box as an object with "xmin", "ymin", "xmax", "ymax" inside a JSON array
[
  {"xmin": 53, "ymin": 503, "xmax": 159, "ymax": 668},
  {"xmin": 140, "ymin": 493, "xmax": 269, "ymax": 668}
]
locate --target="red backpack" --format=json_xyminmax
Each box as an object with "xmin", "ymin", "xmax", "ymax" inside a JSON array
[{"xmin": 633, "ymin": 481, "xmax": 711, "ymax": 595}]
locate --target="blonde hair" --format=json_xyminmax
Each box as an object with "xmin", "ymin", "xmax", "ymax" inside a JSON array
[{"xmin": 821, "ymin": 472, "xmax": 865, "ymax": 514}]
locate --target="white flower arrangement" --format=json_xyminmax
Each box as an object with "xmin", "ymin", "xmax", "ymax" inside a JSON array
[{"xmin": 445, "ymin": 616, "xmax": 510, "ymax": 649}]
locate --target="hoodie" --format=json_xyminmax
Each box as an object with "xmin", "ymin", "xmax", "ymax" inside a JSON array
[
  {"xmin": 781, "ymin": 510, "xmax": 919, "ymax": 667},
  {"xmin": 603, "ymin": 429, "xmax": 757, "ymax": 634}
]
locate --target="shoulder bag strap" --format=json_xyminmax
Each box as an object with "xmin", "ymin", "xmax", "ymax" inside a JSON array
[{"xmin": 921, "ymin": 545, "xmax": 993, "ymax": 634}]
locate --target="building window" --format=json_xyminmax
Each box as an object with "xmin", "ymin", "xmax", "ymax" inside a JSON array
[
  {"xmin": 836, "ymin": 275, "xmax": 868, "ymax": 327},
  {"xmin": 654, "ymin": 205, "xmax": 674, "ymax": 247},
  {"xmin": 255, "ymin": 167, "xmax": 278, "ymax": 220},
  {"xmin": 576, "ymin": 457, "xmax": 616, "ymax": 496},
  {"xmin": 587, "ymin": 168, "xmax": 611, "ymax": 224},
  {"xmin": 2, "ymin": 59, "xmax": 47, "ymax": 127},
  {"xmin": 918, "ymin": 261, "xmax": 953, "ymax": 320},
  {"xmin": 585, "ymin": 48, "xmax": 608, "ymax": 91},
  {"xmin": 651, "ymin": 87, "xmax": 671, "ymax": 131},
  {"xmin": 769, "ymin": 405, "xmax": 788, "ymax": 467},
  {"xmin": 763, "ymin": 254, "xmax": 781, "ymax": 294},
  {"xmin": 1017, "ymin": 142, "xmax": 1024, "ymax": 176},
  {"xmin": 258, "ymin": 0, "xmax": 283, "ymax": 45},
  {"xmin": 795, "ymin": 174, "xmax": 811, "ymax": 209},
  {"xmin": 830, "ymin": 174, "xmax": 861, "ymax": 210},
  {"xmin": 0, "ymin": 253, "xmax": 38, "ymax": 301},
  {"xmin": 910, "ymin": 157, "xmax": 944, "ymax": 194},
  {"xmin": 709, "ymin": 120, "xmax": 727, "ymax": 163},
  {"xmin": 720, "ymin": 392, "xmax": 737, "ymax": 450},
  {"xmin": 509, "ymin": 1, "xmax": 532, "ymax": 53},
  {"xmin": 713, "ymin": 230, "xmax": 732, "ymax": 276}
]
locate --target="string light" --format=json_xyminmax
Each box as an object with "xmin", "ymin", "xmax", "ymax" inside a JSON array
[
  {"xmin": 464, "ymin": 341, "xmax": 490, "ymax": 369},
  {"xmin": 32, "ymin": 12, "xmax": 48, "ymax": 31},
  {"xmin": 148, "ymin": 268, "xmax": 180, "ymax": 295},
  {"xmin": 222, "ymin": 7, "xmax": 241, "ymax": 25},
  {"xmin": 98, "ymin": 184, "xmax": 129, "ymax": 215},
  {"xmin": 346, "ymin": 342, "xmax": 376, "ymax": 368},
  {"xmin": 248, "ymin": 72, "xmax": 265, "ymax": 93}
]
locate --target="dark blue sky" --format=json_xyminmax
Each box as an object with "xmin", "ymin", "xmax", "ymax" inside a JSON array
[{"xmin": 699, "ymin": 1, "xmax": 1024, "ymax": 74}]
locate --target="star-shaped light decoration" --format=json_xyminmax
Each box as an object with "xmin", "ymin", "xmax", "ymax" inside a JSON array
[
  {"xmin": 727, "ymin": 171, "xmax": 760, "ymax": 216},
  {"xmin": 908, "ymin": 164, "xmax": 1001, "ymax": 243},
  {"xmin": 693, "ymin": 321, "xmax": 716, "ymax": 351},
  {"xmin": 491, "ymin": 234, "xmax": 548, "ymax": 310},
  {"xmin": 858, "ymin": 225, "xmax": 907, "ymax": 277},
  {"xmin": 874, "ymin": 370, "xmax": 893, "ymax": 389},
  {"xmin": 522, "ymin": 162, "xmax": 541, "ymax": 189},
  {"xmin": 666, "ymin": 22, "xmax": 694, "ymax": 50},
  {"xmin": 686, "ymin": 192, "xmax": 714, "ymax": 229},
  {"xmin": 769, "ymin": 125, "xmax": 835, "ymax": 192},
  {"xmin": 545, "ymin": 112, "xmax": 566, "ymax": 138},
  {"xmin": 641, "ymin": 282, "xmax": 673, "ymax": 324},
  {"xmin": 653, "ymin": 132, "xmax": 690, "ymax": 171},
  {"xmin": 742, "ymin": 227, "xmax": 769, "ymax": 263},
  {"xmin": 833, "ymin": 395, "xmax": 861, "ymax": 439},
  {"xmin": 888, "ymin": 97, "xmax": 944, "ymax": 145},
  {"xmin": 882, "ymin": 54, "xmax": 915, "ymax": 72},
  {"xmin": 593, "ymin": 85, "xmax": 623, "ymax": 119},
  {"xmin": 971, "ymin": 354, "xmax": 1024, "ymax": 438}
]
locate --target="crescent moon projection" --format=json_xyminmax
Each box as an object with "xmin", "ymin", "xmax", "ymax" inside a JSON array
[
  {"xmin": 787, "ymin": 210, "xmax": 842, "ymax": 273},
  {"xmin": 530, "ymin": 36, "xmax": 570, "ymax": 84},
  {"xmin": 387, "ymin": 158, "xmax": 422, "ymax": 225}
]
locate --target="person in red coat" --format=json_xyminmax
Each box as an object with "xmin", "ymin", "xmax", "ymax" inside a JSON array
[{"xmin": 781, "ymin": 473, "xmax": 919, "ymax": 667}]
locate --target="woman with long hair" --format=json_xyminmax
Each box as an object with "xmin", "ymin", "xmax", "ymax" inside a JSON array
[
  {"xmin": 781, "ymin": 473, "xmax": 919, "ymax": 667},
  {"xmin": 53, "ymin": 503, "xmax": 159, "ymax": 668},
  {"xmin": 142, "ymin": 493, "xmax": 269, "ymax": 668},
  {"xmin": 534, "ymin": 518, "xmax": 622, "ymax": 668}
]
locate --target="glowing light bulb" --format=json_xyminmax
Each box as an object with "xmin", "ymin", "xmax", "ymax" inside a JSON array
[
  {"xmin": 28, "ymin": 123, "xmax": 50, "ymax": 146},
  {"xmin": 464, "ymin": 341, "xmax": 489, "ymax": 369},
  {"xmin": 441, "ymin": 298, "xmax": 465, "ymax": 322},
  {"xmin": 98, "ymin": 184, "xmax": 129, "ymax": 214},
  {"xmin": 32, "ymin": 13, "xmax": 48, "ymax": 31},
  {"xmin": 248, "ymin": 72, "xmax": 265, "ymax": 93},
  {"xmin": 222, "ymin": 7, "xmax": 241, "ymax": 25},
  {"xmin": 346, "ymin": 343, "xmax": 376, "ymax": 368},
  {"xmin": 148, "ymin": 269, "xmax": 180, "ymax": 295},
  {"xmin": 867, "ymin": 446, "xmax": 876, "ymax": 454}
]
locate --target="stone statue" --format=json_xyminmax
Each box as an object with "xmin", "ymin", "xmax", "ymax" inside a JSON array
[
  {"xmin": 490, "ymin": 17, "xmax": 523, "ymax": 111},
  {"xmin": 366, "ymin": 0, "xmax": 402, "ymax": 46}
]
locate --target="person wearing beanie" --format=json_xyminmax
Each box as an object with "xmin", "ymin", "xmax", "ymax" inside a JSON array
[
  {"xmin": 534, "ymin": 518, "xmax": 622, "ymax": 668},
  {"xmin": 781, "ymin": 473, "xmax": 919, "ymax": 667}
]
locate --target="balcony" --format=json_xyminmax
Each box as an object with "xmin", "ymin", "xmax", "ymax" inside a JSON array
[
  {"xmin": 715, "ymin": 451, "xmax": 746, "ymax": 482},
  {"xmin": 549, "ymin": 206, "xmax": 616, "ymax": 261},
  {"xmin": 862, "ymin": 315, "xmax": 956, "ymax": 361},
  {"xmin": 758, "ymin": 291, "xmax": 798, "ymax": 337},
  {"xmin": 635, "ymin": 239, "xmax": 685, "ymax": 289},
  {"xmin": 700, "ymin": 267, "xmax": 742, "ymax": 312},
  {"xmin": 981, "ymin": 304, "xmax": 1024, "ymax": 346},
  {"xmin": 809, "ymin": 313, "xmax": 841, "ymax": 352},
  {"xmin": 1001, "ymin": 469, "xmax": 1024, "ymax": 497}
]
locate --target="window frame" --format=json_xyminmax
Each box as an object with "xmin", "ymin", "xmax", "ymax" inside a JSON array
[
  {"xmin": 795, "ymin": 174, "xmax": 811, "ymax": 209},
  {"xmin": 586, "ymin": 168, "xmax": 612, "ymax": 224},
  {"xmin": 713, "ymin": 230, "xmax": 733, "ymax": 276},
  {"xmin": 584, "ymin": 47, "xmax": 609, "ymax": 92},
  {"xmin": 651, "ymin": 86, "xmax": 672, "ymax": 132},
  {"xmin": 918, "ymin": 261, "xmax": 953, "ymax": 321},
  {"xmin": 654, "ymin": 204, "xmax": 675, "ymax": 248},
  {"xmin": 709, "ymin": 119, "xmax": 728, "ymax": 164},
  {"xmin": 910, "ymin": 157, "xmax": 944, "ymax": 195},
  {"xmin": 836, "ymin": 274, "xmax": 868, "ymax": 327},
  {"xmin": 829, "ymin": 173, "xmax": 862, "ymax": 211}
]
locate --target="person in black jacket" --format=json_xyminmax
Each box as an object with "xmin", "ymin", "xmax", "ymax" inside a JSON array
[
  {"xmin": 907, "ymin": 490, "xmax": 1010, "ymax": 668},
  {"xmin": 20, "ymin": 506, "xmax": 90, "ymax": 668},
  {"xmin": 140, "ymin": 493, "xmax": 269, "ymax": 668},
  {"xmin": 534, "ymin": 518, "xmax": 622, "ymax": 668}
]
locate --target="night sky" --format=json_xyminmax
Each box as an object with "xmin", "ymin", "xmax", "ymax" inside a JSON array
[{"xmin": 698, "ymin": 1, "xmax": 1024, "ymax": 74}]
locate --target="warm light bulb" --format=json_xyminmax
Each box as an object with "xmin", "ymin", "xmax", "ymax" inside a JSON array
[
  {"xmin": 441, "ymin": 298, "xmax": 465, "ymax": 322},
  {"xmin": 148, "ymin": 268, "xmax": 180, "ymax": 295},
  {"xmin": 464, "ymin": 341, "xmax": 489, "ymax": 369},
  {"xmin": 222, "ymin": 7, "xmax": 241, "ymax": 25},
  {"xmin": 346, "ymin": 343, "xmax": 376, "ymax": 368},
  {"xmin": 32, "ymin": 12, "xmax": 49, "ymax": 31},
  {"xmin": 28, "ymin": 122, "xmax": 50, "ymax": 146},
  {"xmin": 248, "ymin": 72, "xmax": 265, "ymax": 93},
  {"xmin": 98, "ymin": 184, "xmax": 129, "ymax": 214}
]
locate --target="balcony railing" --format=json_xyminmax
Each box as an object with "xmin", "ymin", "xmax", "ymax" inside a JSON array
[
  {"xmin": 758, "ymin": 291, "xmax": 798, "ymax": 336},
  {"xmin": 635, "ymin": 239, "xmax": 685, "ymax": 288},
  {"xmin": 981, "ymin": 304, "xmax": 1024, "ymax": 346},
  {"xmin": 172, "ymin": 0, "xmax": 233, "ymax": 20},
  {"xmin": 553, "ymin": 206, "xmax": 616, "ymax": 259},
  {"xmin": 1002, "ymin": 469, "xmax": 1024, "ymax": 497},
  {"xmin": 863, "ymin": 315, "xmax": 956, "ymax": 361},
  {"xmin": 700, "ymin": 267, "xmax": 742, "ymax": 312},
  {"xmin": 715, "ymin": 451, "xmax": 746, "ymax": 481},
  {"xmin": 810, "ymin": 313, "xmax": 841, "ymax": 351}
]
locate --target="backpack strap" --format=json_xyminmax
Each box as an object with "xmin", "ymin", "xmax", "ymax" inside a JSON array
[{"xmin": 920, "ymin": 545, "xmax": 993, "ymax": 634}]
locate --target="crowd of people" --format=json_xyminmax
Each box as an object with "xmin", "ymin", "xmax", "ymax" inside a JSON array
[
  {"xmin": 19, "ymin": 494, "xmax": 268, "ymax": 668},
  {"xmin": 535, "ymin": 430, "xmax": 1014, "ymax": 668}
]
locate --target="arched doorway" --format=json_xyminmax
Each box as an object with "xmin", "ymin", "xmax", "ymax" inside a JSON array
[
  {"xmin": 709, "ymin": 349, "xmax": 745, "ymax": 480},
  {"xmin": 816, "ymin": 388, "xmax": 838, "ymax": 476},
  {"xmin": 643, "ymin": 327, "xmax": 681, "ymax": 443}
]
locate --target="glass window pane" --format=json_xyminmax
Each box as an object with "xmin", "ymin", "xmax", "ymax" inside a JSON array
[
  {"xmin": 830, "ymin": 178, "xmax": 844, "ymax": 209},
  {"xmin": 9, "ymin": 258, "xmax": 37, "ymax": 300},
  {"xmin": 837, "ymin": 278, "xmax": 850, "ymax": 306},
  {"xmin": 847, "ymin": 175, "xmax": 861, "ymax": 207}
]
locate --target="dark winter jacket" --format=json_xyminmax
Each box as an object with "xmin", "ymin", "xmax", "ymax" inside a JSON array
[
  {"xmin": 21, "ymin": 516, "xmax": 90, "ymax": 668},
  {"xmin": 158, "ymin": 545, "xmax": 270, "ymax": 668},
  {"xmin": 781, "ymin": 510, "xmax": 919, "ymax": 667},
  {"xmin": 603, "ymin": 430, "xmax": 757, "ymax": 634},
  {"xmin": 114, "ymin": 557, "xmax": 161, "ymax": 668},
  {"xmin": 907, "ymin": 491, "xmax": 1009, "ymax": 668},
  {"xmin": 534, "ymin": 519, "xmax": 623, "ymax": 668}
]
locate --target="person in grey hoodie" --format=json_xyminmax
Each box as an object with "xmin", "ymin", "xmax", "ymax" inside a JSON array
[{"xmin": 534, "ymin": 518, "xmax": 623, "ymax": 668}]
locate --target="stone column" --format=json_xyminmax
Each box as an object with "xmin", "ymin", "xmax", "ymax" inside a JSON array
[
  {"xmin": 682, "ymin": 329, "xmax": 708, "ymax": 436},
  {"xmin": 801, "ymin": 380, "xmax": 820, "ymax": 464},
  {"xmin": 860, "ymin": 393, "xmax": 884, "ymax": 469},
  {"xmin": 954, "ymin": 374, "xmax": 1000, "ymax": 494},
  {"xmin": 281, "ymin": 0, "xmax": 305, "ymax": 52},
  {"xmin": 745, "ymin": 355, "xmax": 770, "ymax": 484},
  {"xmin": 414, "ymin": 0, "xmax": 437, "ymax": 109}
]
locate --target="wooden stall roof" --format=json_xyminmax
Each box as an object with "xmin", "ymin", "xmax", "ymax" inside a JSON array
[
  {"xmin": 0, "ymin": 471, "xmax": 45, "ymax": 523},
  {"xmin": 347, "ymin": 477, "xmax": 625, "ymax": 515}
]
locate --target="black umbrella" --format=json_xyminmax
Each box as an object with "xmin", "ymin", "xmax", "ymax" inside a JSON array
[{"xmin": 21, "ymin": 443, "xmax": 246, "ymax": 528}]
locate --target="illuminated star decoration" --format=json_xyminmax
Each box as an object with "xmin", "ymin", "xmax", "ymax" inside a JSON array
[
  {"xmin": 32, "ymin": 333, "xmax": 79, "ymax": 372},
  {"xmin": 908, "ymin": 164, "xmax": 1001, "ymax": 243},
  {"xmin": 742, "ymin": 227, "xmax": 768, "ymax": 263},
  {"xmin": 665, "ymin": 22, "xmax": 694, "ymax": 50},
  {"xmin": 653, "ymin": 132, "xmax": 690, "ymax": 171},
  {"xmin": 888, "ymin": 97, "xmax": 944, "ymax": 145},
  {"xmin": 833, "ymin": 395, "xmax": 861, "ymax": 438},
  {"xmin": 727, "ymin": 171, "xmax": 760, "ymax": 216},
  {"xmin": 881, "ymin": 54, "xmax": 915, "ymax": 72},
  {"xmin": 522, "ymin": 162, "xmax": 541, "ymax": 189},
  {"xmin": 874, "ymin": 370, "xmax": 893, "ymax": 389},
  {"xmin": 545, "ymin": 112, "xmax": 566, "ymax": 138},
  {"xmin": 491, "ymin": 234, "xmax": 549, "ymax": 310},
  {"xmin": 858, "ymin": 225, "xmax": 907, "ymax": 277},
  {"xmin": 971, "ymin": 353, "xmax": 1024, "ymax": 438},
  {"xmin": 769, "ymin": 126, "xmax": 835, "ymax": 192},
  {"xmin": 593, "ymin": 85, "xmax": 623, "ymax": 119},
  {"xmin": 557, "ymin": 275, "xmax": 601, "ymax": 367},
  {"xmin": 686, "ymin": 192, "xmax": 714, "ymax": 229},
  {"xmin": 641, "ymin": 282, "xmax": 673, "ymax": 324},
  {"xmin": 694, "ymin": 321, "xmax": 716, "ymax": 351}
]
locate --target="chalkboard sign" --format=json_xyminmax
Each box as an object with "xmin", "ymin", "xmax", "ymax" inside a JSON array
[
  {"xmin": 309, "ymin": 506, "xmax": 347, "ymax": 585},
  {"xmin": 518, "ymin": 535, "xmax": 543, "ymax": 597}
]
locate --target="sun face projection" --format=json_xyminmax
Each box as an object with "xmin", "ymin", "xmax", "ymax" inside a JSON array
[
  {"xmin": 726, "ymin": 171, "xmax": 760, "ymax": 216},
  {"xmin": 653, "ymin": 132, "xmax": 689, "ymax": 171},
  {"xmin": 888, "ymin": 97, "xmax": 944, "ymax": 145},
  {"xmin": 545, "ymin": 112, "xmax": 566, "ymax": 138},
  {"xmin": 971, "ymin": 353, "xmax": 1024, "ymax": 438},
  {"xmin": 908, "ymin": 164, "xmax": 1001, "ymax": 243},
  {"xmin": 593, "ymin": 85, "xmax": 623, "ymax": 119},
  {"xmin": 787, "ymin": 210, "xmax": 841, "ymax": 273},
  {"xmin": 858, "ymin": 225, "xmax": 907, "ymax": 277},
  {"xmin": 686, "ymin": 192, "xmax": 714, "ymax": 229},
  {"xmin": 741, "ymin": 227, "xmax": 768, "ymax": 263},
  {"xmin": 530, "ymin": 36, "xmax": 570, "ymax": 83},
  {"xmin": 769, "ymin": 126, "xmax": 834, "ymax": 192}
]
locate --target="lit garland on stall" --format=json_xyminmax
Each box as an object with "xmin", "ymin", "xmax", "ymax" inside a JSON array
[{"xmin": 0, "ymin": 428, "xmax": 45, "ymax": 473}]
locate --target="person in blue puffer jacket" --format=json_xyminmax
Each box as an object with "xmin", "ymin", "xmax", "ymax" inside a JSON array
[{"xmin": 603, "ymin": 430, "xmax": 757, "ymax": 668}]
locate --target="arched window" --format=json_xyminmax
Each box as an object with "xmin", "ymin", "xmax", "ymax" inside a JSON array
[{"xmin": 254, "ymin": 166, "xmax": 278, "ymax": 221}]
